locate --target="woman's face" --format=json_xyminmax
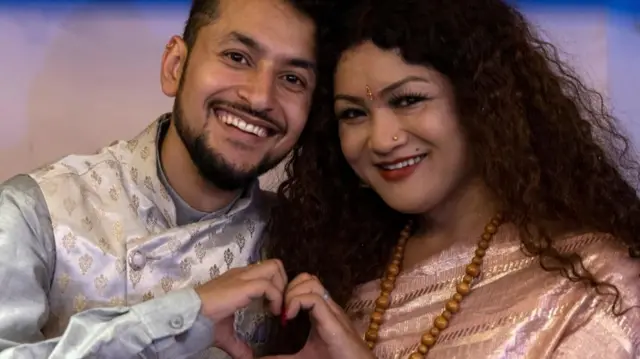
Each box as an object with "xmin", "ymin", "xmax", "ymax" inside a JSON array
[{"xmin": 334, "ymin": 41, "xmax": 472, "ymax": 214}]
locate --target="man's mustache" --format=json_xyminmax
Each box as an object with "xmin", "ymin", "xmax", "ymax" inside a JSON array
[{"xmin": 209, "ymin": 100, "xmax": 283, "ymax": 132}]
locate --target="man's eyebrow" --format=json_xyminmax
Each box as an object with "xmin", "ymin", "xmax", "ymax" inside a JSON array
[{"xmin": 224, "ymin": 31, "xmax": 316, "ymax": 75}]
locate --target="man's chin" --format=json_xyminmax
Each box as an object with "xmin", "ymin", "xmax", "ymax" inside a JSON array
[{"xmin": 196, "ymin": 162, "xmax": 261, "ymax": 190}]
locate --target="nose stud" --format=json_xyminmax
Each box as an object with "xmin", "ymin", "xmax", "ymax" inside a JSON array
[{"xmin": 392, "ymin": 136, "xmax": 398, "ymax": 141}]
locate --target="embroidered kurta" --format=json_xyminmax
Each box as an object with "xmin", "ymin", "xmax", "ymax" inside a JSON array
[
  {"xmin": 347, "ymin": 226, "xmax": 640, "ymax": 358},
  {"xmin": 0, "ymin": 115, "xmax": 271, "ymax": 358}
]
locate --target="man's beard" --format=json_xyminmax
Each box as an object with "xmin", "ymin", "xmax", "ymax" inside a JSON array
[{"xmin": 172, "ymin": 95, "xmax": 282, "ymax": 192}]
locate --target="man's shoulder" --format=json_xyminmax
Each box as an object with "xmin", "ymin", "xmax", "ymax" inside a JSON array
[
  {"xmin": 0, "ymin": 174, "xmax": 44, "ymax": 204},
  {"xmin": 31, "ymin": 141, "xmax": 122, "ymax": 178}
]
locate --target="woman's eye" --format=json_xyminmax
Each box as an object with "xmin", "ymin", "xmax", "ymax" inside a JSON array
[
  {"xmin": 391, "ymin": 96, "xmax": 425, "ymax": 108},
  {"xmin": 337, "ymin": 108, "xmax": 366, "ymax": 120}
]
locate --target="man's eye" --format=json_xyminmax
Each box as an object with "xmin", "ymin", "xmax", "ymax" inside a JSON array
[{"xmin": 224, "ymin": 52, "xmax": 249, "ymax": 65}]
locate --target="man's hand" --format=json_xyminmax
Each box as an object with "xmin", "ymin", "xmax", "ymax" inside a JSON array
[{"xmin": 194, "ymin": 259, "xmax": 287, "ymax": 359}]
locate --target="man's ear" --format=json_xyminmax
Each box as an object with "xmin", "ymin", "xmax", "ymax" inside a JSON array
[{"xmin": 160, "ymin": 35, "xmax": 188, "ymax": 97}]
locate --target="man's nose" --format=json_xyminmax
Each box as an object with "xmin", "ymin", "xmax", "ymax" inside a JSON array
[{"xmin": 237, "ymin": 69, "xmax": 276, "ymax": 112}]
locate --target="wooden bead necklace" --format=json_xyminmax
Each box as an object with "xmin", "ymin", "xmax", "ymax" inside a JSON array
[{"xmin": 364, "ymin": 214, "xmax": 504, "ymax": 358}]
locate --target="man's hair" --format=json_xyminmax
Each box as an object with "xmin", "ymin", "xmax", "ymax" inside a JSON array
[
  {"xmin": 182, "ymin": 0, "xmax": 219, "ymax": 49},
  {"xmin": 182, "ymin": 0, "xmax": 335, "ymax": 50}
]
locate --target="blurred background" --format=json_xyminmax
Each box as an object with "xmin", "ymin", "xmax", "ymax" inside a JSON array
[{"xmin": 0, "ymin": 0, "xmax": 638, "ymax": 189}]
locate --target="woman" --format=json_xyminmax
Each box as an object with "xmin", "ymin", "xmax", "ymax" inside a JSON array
[{"xmin": 263, "ymin": 0, "xmax": 640, "ymax": 358}]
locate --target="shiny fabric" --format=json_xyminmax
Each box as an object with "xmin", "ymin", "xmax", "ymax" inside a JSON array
[
  {"xmin": 346, "ymin": 226, "xmax": 640, "ymax": 358},
  {"xmin": 0, "ymin": 116, "xmax": 271, "ymax": 358}
]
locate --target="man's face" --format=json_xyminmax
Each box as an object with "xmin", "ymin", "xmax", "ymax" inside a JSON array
[{"xmin": 161, "ymin": 0, "xmax": 317, "ymax": 190}]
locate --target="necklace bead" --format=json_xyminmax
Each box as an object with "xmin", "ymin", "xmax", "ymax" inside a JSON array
[{"xmin": 364, "ymin": 215, "xmax": 504, "ymax": 358}]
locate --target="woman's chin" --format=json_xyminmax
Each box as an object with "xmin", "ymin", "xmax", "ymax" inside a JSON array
[{"xmin": 379, "ymin": 194, "xmax": 432, "ymax": 215}]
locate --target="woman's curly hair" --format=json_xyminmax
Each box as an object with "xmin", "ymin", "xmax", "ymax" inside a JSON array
[{"xmin": 263, "ymin": 0, "xmax": 640, "ymax": 353}]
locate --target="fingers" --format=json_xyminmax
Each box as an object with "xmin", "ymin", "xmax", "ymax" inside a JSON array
[
  {"xmin": 284, "ymin": 273, "xmax": 321, "ymax": 318},
  {"xmin": 285, "ymin": 274, "xmax": 353, "ymax": 329},
  {"xmin": 288, "ymin": 272, "xmax": 315, "ymax": 288},
  {"xmin": 243, "ymin": 278, "xmax": 284, "ymax": 315},
  {"xmin": 243, "ymin": 259, "xmax": 288, "ymax": 294},
  {"xmin": 287, "ymin": 292, "xmax": 343, "ymax": 337}
]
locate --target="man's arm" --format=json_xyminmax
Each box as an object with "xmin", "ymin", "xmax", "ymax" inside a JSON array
[{"xmin": 0, "ymin": 175, "xmax": 215, "ymax": 359}]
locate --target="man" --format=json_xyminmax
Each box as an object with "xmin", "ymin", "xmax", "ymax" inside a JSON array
[{"xmin": 0, "ymin": 0, "xmax": 327, "ymax": 357}]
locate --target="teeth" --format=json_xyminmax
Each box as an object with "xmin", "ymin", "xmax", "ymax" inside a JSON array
[
  {"xmin": 382, "ymin": 155, "xmax": 426, "ymax": 170},
  {"xmin": 217, "ymin": 111, "xmax": 269, "ymax": 137}
]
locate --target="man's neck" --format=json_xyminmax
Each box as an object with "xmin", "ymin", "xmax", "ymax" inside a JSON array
[{"xmin": 160, "ymin": 122, "xmax": 242, "ymax": 213}]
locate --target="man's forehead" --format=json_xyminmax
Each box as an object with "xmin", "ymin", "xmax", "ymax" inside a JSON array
[
  {"xmin": 202, "ymin": 0, "xmax": 316, "ymax": 63},
  {"xmin": 216, "ymin": 0, "xmax": 316, "ymax": 40}
]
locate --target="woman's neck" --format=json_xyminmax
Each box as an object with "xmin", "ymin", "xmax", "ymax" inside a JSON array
[{"xmin": 403, "ymin": 177, "xmax": 499, "ymax": 269}]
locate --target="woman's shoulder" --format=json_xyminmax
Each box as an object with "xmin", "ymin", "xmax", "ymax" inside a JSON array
[
  {"xmin": 558, "ymin": 231, "xmax": 640, "ymax": 312},
  {"xmin": 554, "ymin": 231, "xmax": 640, "ymax": 351}
]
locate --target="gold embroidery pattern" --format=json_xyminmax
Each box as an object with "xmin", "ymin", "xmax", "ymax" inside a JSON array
[
  {"xmin": 236, "ymin": 233, "xmax": 246, "ymax": 252},
  {"xmin": 180, "ymin": 258, "xmax": 194, "ymax": 277},
  {"xmin": 130, "ymin": 194, "xmax": 140, "ymax": 214},
  {"xmin": 115, "ymin": 258, "xmax": 126, "ymax": 274},
  {"xmin": 58, "ymin": 273, "xmax": 70, "ymax": 293},
  {"xmin": 109, "ymin": 297, "xmax": 125, "ymax": 307},
  {"xmin": 113, "ymin": 221, "xmax": 123, "ymax": 242},
  {"xmin": 62, "ymin": 232, "xmax": 77, "ymax": 253},
  {"xmin": 98, "ymin": 238, "xmax": 110, "ymax": 255},
  {"xmin": 195, "ymin": 242, "xmax": 206, "ymax": 263},
  {"xmin": 90, "ymin": 171, "xmax": 102, "ymax": 185},
  {"xmin": 167, "ymin": 238, "xmax": 180, "ymax": 253},
  {"xmin": 161, "ymin": 276, "xmax": 174, "ymax": 293},
  {"xmin": 129, "ymin": 268, "xmax": 142, "ymax": 288},
  {"xmin": 126, "ymin": 139, "xmax": 138, "ymax": 152},
  {"xmin": 224, "ymin": 248, "xmax": 235, "ymax": 269},
  {"xmin": 81, "ymin": 216, "xmax": 93, "ymax": 231},
  {"xmin": 142, "ymin": 291, "xmax": 155, "ymax": 301},
  {"xmin": 94, "ymin": 274, "xmax": 108, "ymax": 295},
  {"xmin": 130, "ymin": 167, "xmax": 139, "ymax": 184},
  {"xmin": 143, "ymin": 176, "xmax": 154, "ymax": 192},
  {"xmin": 78, "ymin": 254, "xmax": 93, "ymax": 275},
  {"xmin": 108, "ymin": 186, "xmax": 119, "ymax": 201},
  {"xmin": 63, "ymin": 197, "xmax": 77, "ymax": 215},
  {"xmin": 73, "ymin": 293, "xmax": 87, "ymax": 313},
  {"xmin": 140, "ymin": 146, "xmax": 150, "ymax": 160},
  {"xmin": 210, "ymin": 265, "xmax": 221, "ymax": 279},
  {"xmin": 245, "ymin": 218, "xmax": 256, "ymax": 236}
]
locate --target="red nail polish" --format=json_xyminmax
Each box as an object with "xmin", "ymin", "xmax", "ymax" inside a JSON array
[{"xmin": 280, "ymin": 312, "xmax": 287, "ymax": 327}]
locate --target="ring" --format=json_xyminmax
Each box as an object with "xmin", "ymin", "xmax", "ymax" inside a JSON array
[{"xmin": 322, "ymin": 290, "xmax": 330, "ymax": 301}]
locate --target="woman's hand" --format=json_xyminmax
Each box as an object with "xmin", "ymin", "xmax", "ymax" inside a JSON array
[{"xmin": 261, "ymin": 273, "xmax": 374, "ymax": 359}]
